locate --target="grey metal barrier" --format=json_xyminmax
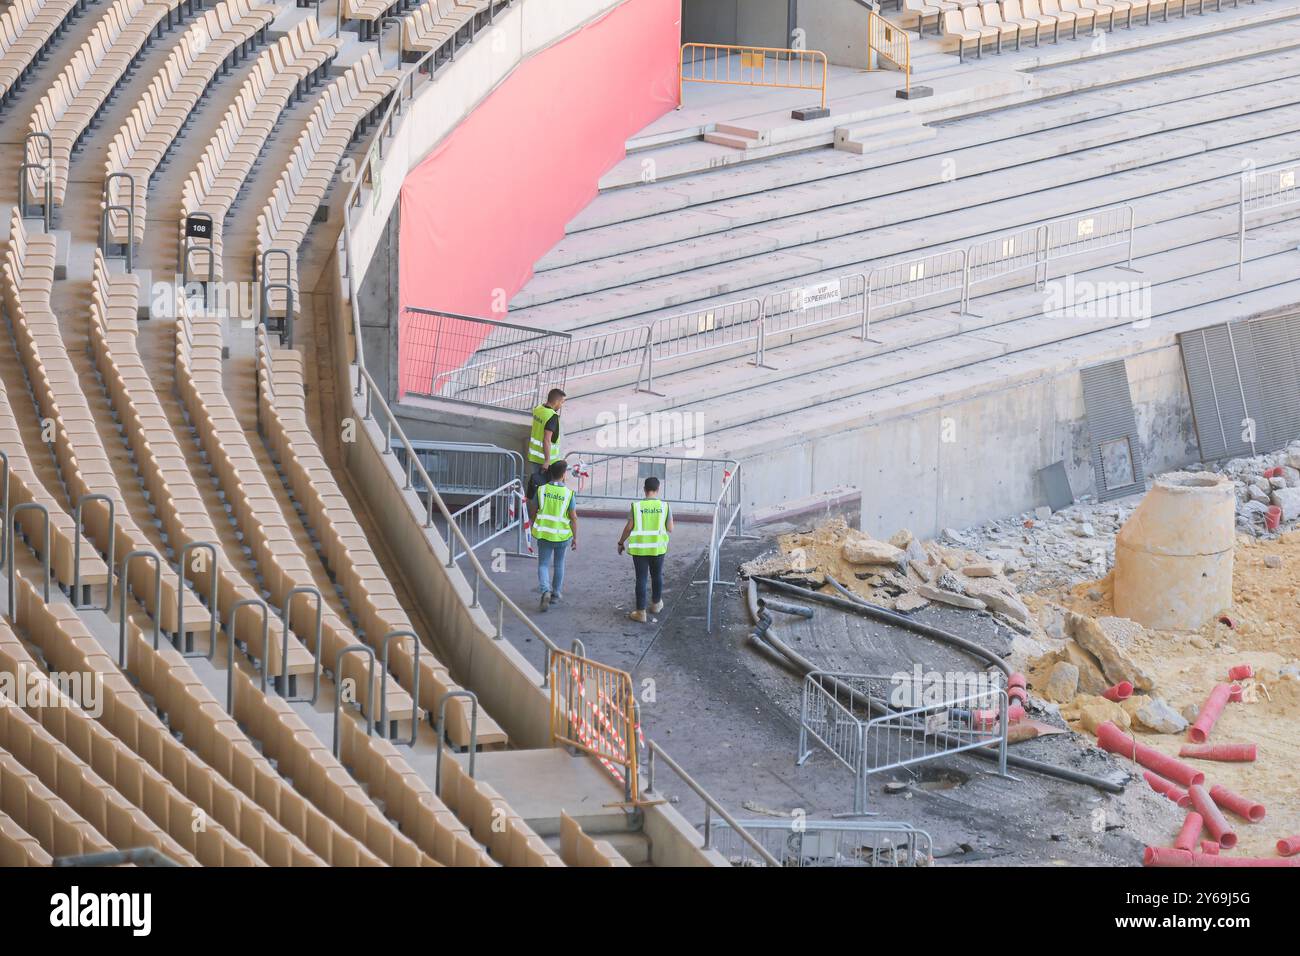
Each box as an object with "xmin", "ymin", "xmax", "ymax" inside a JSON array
[
  {"xmin": 962, "ymin": 224, "xmax": 1045, "ymax": 315},
  {"xmin": 280, "ymin": 585, "xmax": 324, "ymax": 703},
  {"xmin": 866, "ymin": 250, "xmax": 966, "ymax": 335},
  {"xmin": 72, "ymin": 493, "xmax": 115, "ymax": 611},
  {"xmin": 227, "ymin": 597, "xmax": 269, "ymax": 713},
  {"xmin": 175, "ymin": 541, "xmax": 218, "ymax": 659},
  {"xmin": 567, "ymin": 451, "xmax": 741, "ymax": 631},
  {"xmin": 19, "ymin": 131, "xmax": 52, "ymax": 232},
  {"xmin": 380, "ymin": 628, "xmax": 420, "ymax": 746},
  {"xmin": 393, "ymin": 440, "xmax": 524, "ymax": 498},
  {"xmin": 118, "ymin": 550, "xmax": 162, "ymax": 667},
  {"xmin": 643, "ymin": 297, "xmax": 763, "ymax": 393},
  {"xmin": 564, "ymin": 324, "xmax": 652, "ymax": 388},
  {"xmin": 409, "ymin": 306, "xmax": 572, "ymax": 411},
  {"xmin": 5, "ymin": 502, "xmax": 50, "ymax": 621},
  {"xmin": 798, "ymin": 670, "xmax": 1009, "ymax": 814},
  {"xmin": 709, "ymin": 818, "xmax": 933, "ymax": 867},
  {"xmin": 762, "ymin": 273, "xmax": 868, "ymax": 363},
  {"xmin": 1239, "ymin": 163, "xmax": 1300, "ymax": 279},
  {"xmin": 446, "ymin": 478, "xmax": 527, "ymax": 563},
  {"xmin": 333, "ymin": 644, "xmax": 376, "ymax": 757},
  {"xmin": 100, "ymin": 172, "xmax": 136, "ymax": 273}
]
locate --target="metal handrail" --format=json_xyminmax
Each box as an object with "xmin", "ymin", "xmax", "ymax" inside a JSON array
[
  {"xmin": 333, "ymin": 644, "xmax": 376, "ymax": 757},
  {"xmin": 72, "ymin": 493, "xmax": 114, "ymax": 611},
  {"xmin": 644, "ymin": 739, "xmax": 779, "ymax": 866},
  {"xmin": 118, "ymin": 549, "xmax": 162, "ymax": 666},
  {"xmin": 175, "ymin": 541, "xmax": 219, "ymax": 659},
  {"xmin": 679, "ymin": 43, "xmax": 829, "ymax": 110},
  {"xmin": 227, "ymin": 597, "xmax": 269, "ymax": 712},
  {"xmin": 281, "ymin": 584, "xmax": 324, "ymax": 703},
  {"xmin": 380, "ymin": 628, "xmax": 420, "ymax": 746},
  {"xmin": 6, "ymin": 502, "xmax": 50, "ymax": 621}
]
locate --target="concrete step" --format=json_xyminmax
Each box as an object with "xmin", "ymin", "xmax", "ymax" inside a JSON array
[
  {"xmin": 515, "ymin": 116, "xmax": 1300, "ymax": 322},
  {"xmin": 573, "ymin": 48, "xmax": 1300, "ymax": 236},
  {"xmin": 834, "ymin": 114, "xmax": 938, "ymax": 154}
]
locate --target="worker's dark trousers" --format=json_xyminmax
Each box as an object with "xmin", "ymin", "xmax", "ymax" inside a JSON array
[{"xmin": 632, "ymin": 554, "xmax": 665, "ymax": 610}]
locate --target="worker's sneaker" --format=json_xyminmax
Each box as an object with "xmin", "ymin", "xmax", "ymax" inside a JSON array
[
  {"xmin": 539, "ymin": 592, "xmax": 551, "ymax": 612},
  {"xmin": 628, "ymin": 609, "xmax": 647, "ymax": 623},
  {"xmin": 649, "ymin": 600, "xmax": 664, "ymax": 614},
  {"xmin": 550, "ymin": 593, "xmax": 563, "ymax": 605}
]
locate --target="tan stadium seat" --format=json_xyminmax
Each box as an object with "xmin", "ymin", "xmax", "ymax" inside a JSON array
[
  {"xmin": 1057, "ymin": 0, "xmax": 1099, "ymax": 33},
  {"xmin": 978, "ymin": 2, "xmax": 1021, "ymax": 50},
  {"xmin": 999, "ymin": 0, "xmax": 1055, "ymax": 44},
  {"xmin": 1080, "ymin": 0, "xmax": 1127, "ymax": 27},
  {"xmin": 902, "ymin": 0, "xmax": 947, "ymax": 35},
  {"xmin": 958, "ymin": 7, "xmax": 999, "ymax": 55},
  {"xmin": 1034, "ymin": 0, "xmax": 1079, "ymax": 38},
  {"xmin": 0, "ymin": 1, "xmax": 81, "ymax": 106}
]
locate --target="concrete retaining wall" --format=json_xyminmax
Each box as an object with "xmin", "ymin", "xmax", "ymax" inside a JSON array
[{"xmin": 739, "ymin": 339, "xmax": 1198, "ymax": 539}]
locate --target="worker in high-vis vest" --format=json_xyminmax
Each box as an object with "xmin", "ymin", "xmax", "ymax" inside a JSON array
[
  {"xmin": 526, "ymin": 388, "xmax": 566, "ymax": 500},
  {"xmin": 529, "ymin": 459, "xmax": 577, "ymax": 612},
  {"xmin": 617, "ymin": 476, "xmax": 673, "ymax": 623}
]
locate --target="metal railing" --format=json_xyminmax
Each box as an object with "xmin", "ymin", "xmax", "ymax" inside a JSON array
[
  {"xmin": 1239, "ymin": 163, "xmax": 1300, "ymax": 279},
  {"xmin": 710, "ymin": 818, "xmax": 932, "ymax": 867},
  {"xmin": 405, "ymin": 306, "xmax": 572, "ymax": 409},
  {"xmin": 567, "ymin": 451, "xmax": 741, "ymax": 630},
  {"xmin": 866, "ymin": 11, "xmax": 911, "ymax": 96},
  {"xmin": 644, "ymin": 740, "xmax": 780, "ymax": 866},
  {"xmin": 398, "ymin": 204, "xmax": 1139, "ymax": 411},
  {"xmin": 446, "ymin": 478, "xmax": 527, "ymax": 561},
  {"xmin": 679, "ymin": 43, "xmax": 829, "ymax": 111},
  {"xmin": 393, "ymin": 440, "xmax": 525, "ymax": 497},
  {"xmin": 798, "ymin": 671, "xmax": 1008, "ymax": 814},
  {"xmin": 550, "ymin": 647, "xmax": 640, "ymax": 803}
]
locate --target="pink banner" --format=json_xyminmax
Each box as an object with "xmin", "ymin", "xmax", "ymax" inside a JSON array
[{"xmin": 397, "ymin": 0, "xmax": 681, "ymax": 398}]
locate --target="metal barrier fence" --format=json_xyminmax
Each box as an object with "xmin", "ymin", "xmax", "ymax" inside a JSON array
[
  {"xmin": 393, "ymin": 440, "xmax": 524, "ymax": 497},
  {"xmin": 710, "ymin": 818, "xmax": 933, "ymax": 867},
  {"xmin": 642, "ymin": 297, "xmax": 763, "ymax": 392},
  {"xmin": 446, "ymin": 478, "xmax": 527, "ymax": 562},
  {"xmin": 798, "ymin": 671, "xmax": 1008, "ymax": 813},
  {"xmin": 1239, "ymin": 163, "xmax": 1300, "ymax": 279},
  {"xmin": 867, "ymin": 11, "xmax": 911, "ymax": 97},
  {"xmin": 865, "ymin": 249, "xmax": 965, "ymax": 334},
  {"xmin": 550, "ymin": 648, "xmax": 640, "ymax": 803},
  {"xmin": 679, "ymin": 43, "xmax": 829, "ymax": 110},
  {"xmin": 404, "ymin": 306, "xmax": 572, "ymax": 410},
  {"xmin": 761, "ymin": 274, "xmax": 866, "ymax": 362},
  {"xmin": 568, "ymin": 451, "xmax": 741, "ymax": 630}
]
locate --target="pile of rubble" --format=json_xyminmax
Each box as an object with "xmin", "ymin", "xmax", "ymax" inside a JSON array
[{"xmin": 741, "ymin": 516, "xmax": 1035, "ymax": 632}]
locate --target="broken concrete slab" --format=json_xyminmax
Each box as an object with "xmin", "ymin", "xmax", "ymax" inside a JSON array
[{"xmin": 1067, "ymin": 612, "xmax": 1157, "ymax": 692}]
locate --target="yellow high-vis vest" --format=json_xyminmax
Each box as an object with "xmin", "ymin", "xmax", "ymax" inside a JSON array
[
  {"xmin": 627, "ymin": 498, "xmax": 670, "ymax": 556},
  {"xmin": 534, "ymin": 483, "xmax": 574, "ymax": 542},
  {"xmin": 528, "ymin": 404, "xmax": 561, "ymax": 465}
]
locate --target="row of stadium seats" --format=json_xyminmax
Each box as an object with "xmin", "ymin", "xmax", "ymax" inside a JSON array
[
  {"xmin": 179, "ymin": 17, "xmax": 340, "ymax": 281},
  {"xmin": 0, "ymin": 368, "xmax": 108, "ymax": 598},
  {"xmin": 0, "ymin": 614, "xmax": 324, "ymax": 865},
  {"xmin": 257, "ymin": 50, "xmax": 401, "ymax": 324},
  {"xmin": 105, "ymin": 0, "xmax": 280, "ymax": 250},
  {"xmin": 401, "ymin": 0, "xmax": 494, "ymax": 56},
  {"xmin": 907, "ymin": 0, "xmax": 1239, "ymax": 51},
  {"xmin": 1, "ymin": 212, "xmax": 208, "ymax": 634},
  {"xmin": 339, "ymin": 0, "xmax": 416, "ymax": 40},
  {"xmin": 88, "ymin": 250, "xmax": 315, "ymax": 679},
  {"xmin": 255, "ymin": 328, "xmax": 496, "ymax": 746},
  {"xmin": 26, "ymin": 0, "xmax": 202, "ymax": 208},
  {"xmin": 0, "ymin": 0, "xmax": 83, "ymax": 105}
]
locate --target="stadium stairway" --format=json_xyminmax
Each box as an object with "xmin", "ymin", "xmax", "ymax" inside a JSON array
[{"xmin": 0, "ymin": 0, "xmax": 691, "ymax": 865}]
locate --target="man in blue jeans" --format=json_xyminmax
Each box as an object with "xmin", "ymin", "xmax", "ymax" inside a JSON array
[{"xmin": 529, "ymin": 459, "xmax": 577, "ymax": 612}]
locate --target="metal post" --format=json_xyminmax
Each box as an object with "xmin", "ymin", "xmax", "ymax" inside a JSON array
[
  {"xmin": 118, "ymin": 550, "xmax": 162, "ymax": 666},
  {"xmin": 1238, "ymin": 174, "xmax": 1247, "ymax": 280},
  {"xmin": 0, "ymin": 452, "xmax": 8, "ymax": 570},
  {"xmin": 380, "ymin": 629, "xmax": 420, "ymax": 746},
  {"xmin": 434, "ymin": 690, "xmax": 479, "ymax": 797},
  {"xmin": 175, "ymin": 541, "xmax": 219, "ymax": 658},
  {"xmin": 227, "ymin": 598, "xmax": 269, "ymax": 713},
  {"xmin": 280, "ymin": 585, "xmax": 324, "ymax": 702},
  {"xmin": 72, "ymin": 494, "xmax": 114, "ymax": 611},
  {"xmin": 6, "ymin": 503, "xmax": 51, "ymax": 621},
  {"xmin": 333, "ymin": 645, "xmax": 376, "ymax": 757}
]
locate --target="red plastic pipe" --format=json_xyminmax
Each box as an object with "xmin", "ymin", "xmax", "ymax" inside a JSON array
[
  {"xmin": 1277, "ymin": 836, "xmax": 1300, "ymax": 857},
  {"xmin": 1189, "ymin": 784, "xmax": 1237, "ymax": 848},
  {"xmin": 1008, "ymin": 672, "xmax": 1026, "ymax": 689},
  {"xmin": 1209, "ymin": 784, "xmax": 1266, "ymax": 823},
  {"xmin": 1174, "ymin": 812, "xmax": 1203, "ymax": 851},
  {"xmin": 1008, "ymin": 685, "xmax": 1028, "ymax": 703},
  {"xmin": 1102, "ymin": 681, "xmax": 1133, "ymax": 702},
  {"xmin": 1228, "ymin": 664, "xmax": 1253, "ymax": 681},
  {"xmin": 1200, "ymin": 840, "xmax": 1219, "ymax": 856},
  {"xmin": 1141, "ymin": 848, "xmax": 1300, "ymax": 868},
  {"xmin": 1143, "ymin": 846, "xmax": 1193, "ymax": 867},
  {"xmin": 1143, "ymin": 771, "xmax": 1192, "ymax": 808},
  {"xmin": 1007, "ymin": 702, "xmax": 1025, "ymax": 724},
  {"xmin": 1178, "ymin": 742, "xmax": 1257, "ymax": 762},
  {"xmin": 1228, "ymin": 684, "xmax": 1244, "ymax": 703},
  {"xmin": 1097, "ymin": 722, "xmax": 1205, "ymax": 788},
  {"xmin": 1188, "ymin": 684, "xmax": 1232, "ymax": 744}
]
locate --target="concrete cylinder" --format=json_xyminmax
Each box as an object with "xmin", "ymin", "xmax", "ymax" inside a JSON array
[{"xmin": 1112, "ymin": 472, "xmax": 1235, "ymax": 631}]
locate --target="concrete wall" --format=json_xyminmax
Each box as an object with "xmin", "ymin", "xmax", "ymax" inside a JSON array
[
  {"xmin": 682, "ymin": 0, "xmax": 790, "ymax": 47},
  {"xmin": 357, "ymin": 205, "xmax": 400, "ymax": 400},
  {"xmin": 737, "ymin": 340, "xmax": 1198, "ymax": 540}
]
